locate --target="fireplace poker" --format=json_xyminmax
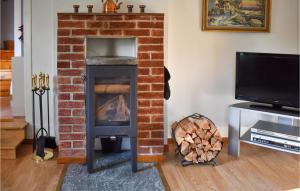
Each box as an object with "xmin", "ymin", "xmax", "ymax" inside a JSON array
[{"xmin": 44, "ymin": 75, "xmax": 57, "ymax": 149}]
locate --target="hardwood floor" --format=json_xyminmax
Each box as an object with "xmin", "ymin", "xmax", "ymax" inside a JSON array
[
  {"xmin": 160, "ymin": 143, "xmax": 300, "ymax": 191},
  {"xmin": 1, "ymin": 142, "xmax": 299, "ymax": 191},
  {"xmin": 1, "ymin": 144, "xmax": 65, "ymax": 191}
]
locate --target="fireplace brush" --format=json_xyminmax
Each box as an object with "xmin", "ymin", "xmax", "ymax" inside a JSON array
[{"xmin": 32, "ymin": 73, "xmax": 57, "ymax": 158}]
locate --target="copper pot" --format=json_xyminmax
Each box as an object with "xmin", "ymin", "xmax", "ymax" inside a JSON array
[{"xmin": 102, "ymin": 0, "xmax": 122, "ymax": 13}]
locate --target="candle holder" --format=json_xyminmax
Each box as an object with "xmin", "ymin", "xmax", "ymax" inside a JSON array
[
  {"xmin": 73, "ymin": 5, "xmax": 80, "ymax": 13},
  {"xmin": 87, "ymin": 5, "xmax": 93, "ymax": 13},
  {"xmin": 139, "ymin": 5, "xmax": 146, "ymax": 13},
  {"xmin": 127, "ymin": 5, "xmax": 133, "ymax": 13}
]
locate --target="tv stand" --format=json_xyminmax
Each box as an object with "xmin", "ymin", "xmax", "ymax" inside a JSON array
[
  {"xmin": 228, "ymin": 102, "xmax": 299, "ymax": 156},
  {"xmin": 249, "ymin": 103, "xmax": 299, "ymax": 114}
]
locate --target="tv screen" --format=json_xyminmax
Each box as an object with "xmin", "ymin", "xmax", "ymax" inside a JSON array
[{"xmin": 235, "ymin": 52, "xmax": 299, "ymax": 109}]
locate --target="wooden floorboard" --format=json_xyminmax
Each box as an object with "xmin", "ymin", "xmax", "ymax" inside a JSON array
[
  {"xmin": 160, "ymin": 143, "xmax": 300, "ymax": 191},
  {"xmin": 1, "ymin": 144, "xmax": 65, "ymax": 191}
]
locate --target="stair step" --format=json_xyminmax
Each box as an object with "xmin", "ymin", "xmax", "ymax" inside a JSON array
[
  {"xmin": 0, "ymin": 137, "xmax": 23, "ymax": 159},
  {"xmin": 0, "ymin": 60, "xmax": 11, "ymax": 70},
  {"xmin": 0, "ymin": 79, "xmax": 11, "ymax": 85},
  {"xmin": 0, "ymin": 71, "xmax": 12, "ymax": 80},
  {"xmin": 0, "ymin": 80, "xmax": 11, "ymax": 91},
  {"xmin": 0, "ymin": 92, "xmax": 11, "ymax": 97},
  {"xmin": 0, "ymin": 117, "xmax": 27, "ymax": 159},
  {"xmin": 0, "ymin": 50, "xmax": 14, "ymax": 60},
  {"xmin": 1, "ymin": 136, "xmax": 23, "ymax": 149},
  {"xmin": 0, "ymin": 80, "xmax": 11, "ymax": 97},
  {"xmin": 0, "ymin": 83, "xmax": 11, "ymax": 90},
  {"xmin": 0, "ymin": 117, "xmax": 14, "ymax": 122},
  {"xmin": 0, "ymin": 118, "xmax": 27, "ymax": 130}
]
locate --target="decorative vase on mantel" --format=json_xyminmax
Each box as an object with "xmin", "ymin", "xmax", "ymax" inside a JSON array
[{"xmin": 102, "ymin": 0, "xmax": 122, "ymax": 13}]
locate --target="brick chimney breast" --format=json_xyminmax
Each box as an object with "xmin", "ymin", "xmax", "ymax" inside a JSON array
[{"xmin": 57, "ymin": 13, "xmax": 165, "ymax": 160}]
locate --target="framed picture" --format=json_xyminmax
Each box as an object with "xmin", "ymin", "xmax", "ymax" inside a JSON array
[{"xmin": 202, "ymin": 0, "xmax": 271, "ymax": 32}]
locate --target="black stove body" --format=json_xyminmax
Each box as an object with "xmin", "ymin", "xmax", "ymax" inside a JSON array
[{"xmin": 85, "ymin": 56, "xmax": 137, "ymax": 173}]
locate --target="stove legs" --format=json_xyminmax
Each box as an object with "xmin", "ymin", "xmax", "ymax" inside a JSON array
[
  {"xmin": 87, "ymin": 136, "xmax": 137, "ymax": 173},
  {"xmin": 130, "ymin": 137, "xmax": 137, "ymax": 172},
  {"xmin": 87, "ymin": 136, "xmax": 94, "ymax": 173}
]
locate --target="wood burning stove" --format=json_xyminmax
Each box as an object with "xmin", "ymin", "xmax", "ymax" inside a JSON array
[{"xmin": 85, "ymin": 56, "xmax": 137, "ymax": 173}]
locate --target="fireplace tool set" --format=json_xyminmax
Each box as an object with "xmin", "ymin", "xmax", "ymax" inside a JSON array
[{"xmin": 32, "ymin": 73, "xmax": 57, "ymax": 159}]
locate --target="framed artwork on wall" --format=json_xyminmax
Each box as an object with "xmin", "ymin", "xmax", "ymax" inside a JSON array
[{"xmin": 202, "ymin": 0, "xmax": 271, "ymax": 32}]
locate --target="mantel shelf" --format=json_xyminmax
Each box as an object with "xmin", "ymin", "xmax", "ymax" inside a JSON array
[{"xmin": 57, "ymin": 12, "xmax": 164, "ymax": 16}]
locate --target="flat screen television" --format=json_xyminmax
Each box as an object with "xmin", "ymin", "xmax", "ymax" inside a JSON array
[{"xmin": 235, "ymin": 52, "xmax": 299, "ymax": 109}]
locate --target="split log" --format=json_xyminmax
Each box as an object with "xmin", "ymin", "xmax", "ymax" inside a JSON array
[
  {"xmin": 172, "ymin": 116, "xmax": 223, "ymax": 163},
  {"xmin": 94, "ymin": 84, "xmax": 130, "ymax": 94},
  {"xmin": 180, "ymin": 119, "xmax": 194, "ymax": 134},
  {"xmin": 181, "ymin": 141, "xmax": 189, "ymax": 155},
  {"xmin": 194, "ymin": 137, "xmax": 201, "ymax": 144},
  {"xmin": 171, "ymin": 122, "xmax": 179, "ymax": 130},
  {"xmin": 192, "ymin": 133, "xmax": 197, "ymax": 139},
  {"xmin": 184, "ymin": 134, "xmax": 194, "ymax": 144},
  {"xmin": 175, "ymin": 126, "xmax": 186, "ymax": 138},
  {"xmin": 176, "ymin": 137, "xmax": 185, "ymax": 146}
]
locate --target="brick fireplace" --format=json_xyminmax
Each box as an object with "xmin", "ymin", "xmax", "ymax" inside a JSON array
[{"xmin": 57, "ymin": 13, "xmax": 165, "ymax": 162}]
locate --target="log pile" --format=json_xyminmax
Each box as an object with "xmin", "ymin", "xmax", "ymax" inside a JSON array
[
  {"xmin": 97, "ymin": 95, "xmax": 130, "ymax": 121},
  {"xmin": 171, "ymin": 114, "xmax": 222, "ymax": 164}
]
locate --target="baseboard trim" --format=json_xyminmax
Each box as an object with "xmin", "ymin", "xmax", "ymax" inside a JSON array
[
  {"xmin": 137, "ymin": 154, "xmax": 166, "ymax": 163},
  {"xmin": 57, "ymin": 154, "xmax": 166, "ymax": 164},
  {"xmin": 164, "ymin": 144, "xmax": 169, "ymax": 153},
  {"xmin": 168, "ymin": 138, "xmax": 174, "ymax": 145},
  {"xmin": 57, "ymin": 156, "xmax": 86, "ymax": 164},
  {"xmin": 22, "ymin": 139, "xmax": 33, "ymax": 144}
]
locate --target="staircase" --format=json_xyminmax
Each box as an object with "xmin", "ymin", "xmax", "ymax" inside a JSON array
[
  {"xmin": 0, "ymin": 41, "xmax": 28, "ymax": 159},
  {"xmin": 0, "ymin": 49, "xmax": 14, "ymax": 97}
]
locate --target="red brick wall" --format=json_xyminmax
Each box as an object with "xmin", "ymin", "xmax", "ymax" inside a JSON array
[{"xmin": 57, "ymin": 13, "xmax": 164, "ymax": 158}]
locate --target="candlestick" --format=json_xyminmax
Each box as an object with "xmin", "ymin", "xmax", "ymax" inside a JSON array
[
  {"xmin": 32, "ymin": 75, "xmax": 36, "ymax": 90},
  {"xmin": 127, "ymin": 5, "xmax": 133, "ymax": 13},
  {"xmin": 39, "ymin": 72, "xmax": 43, "ymax": 91},
  {"xmin": 42, "ymin": 73, "xmax": 46, "ymax": 89},
  {"xmin": 87, "ymin": 5, "xmax": 93, "ymax": 13},
  {"xmin": 45, "ymin": 74, "xmax": 49, "ymax": 89},
  {"xmin": 34, "ymin": 74, "xmax": 38, "ymax": 90},
  {"xmin": 73, "ymin": 5, "xmax": 80, "ymax": 13},
  {"xmin": 139, "ymin": 5, "xmax": 146, "ymax": 13}
]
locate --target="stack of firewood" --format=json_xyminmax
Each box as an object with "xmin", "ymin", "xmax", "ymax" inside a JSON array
[{"xmin": 171, "ymin": 114, "xmax": 223, "ymax": 164}]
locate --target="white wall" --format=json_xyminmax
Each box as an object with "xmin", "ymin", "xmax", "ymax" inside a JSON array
[
  {"xmin": 14, "ymin": 0, "xmax": 22, "ymax": 56},
  {"xmin": 23, "ymin": 0, "xmax": 299, "ymax": 139},
  {"xmin": 11, "ymin": 57, "xmax": 25, "ymax": 116},
  {"xmin": 167, "ymin": 0, "xmax": 299, "ymax": 137}
]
